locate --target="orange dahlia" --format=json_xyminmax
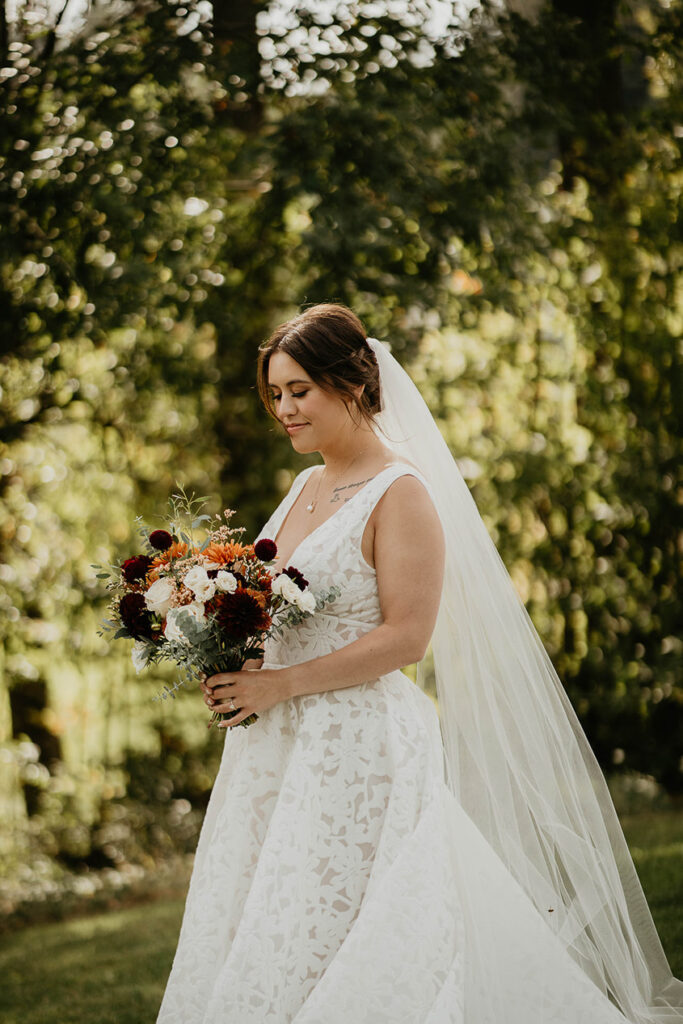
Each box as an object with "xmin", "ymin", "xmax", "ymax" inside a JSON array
[
  {"xmin": 151, "ymin": 540, "xmax": 190, "ymax": 568},
  {"xmin": 203, "ymin": 541, "xmax": 247, "ymax": 566}
]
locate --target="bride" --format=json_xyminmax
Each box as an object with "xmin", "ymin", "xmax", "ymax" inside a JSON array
[{"xmin": 157, "ymin": 303, "xmax": 682, "ymax": 1023}]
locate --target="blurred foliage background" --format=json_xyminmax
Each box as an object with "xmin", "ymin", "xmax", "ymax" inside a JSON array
[{"xmin": 0, "ymin": 0, "xmax": 681, "ymax": 927}]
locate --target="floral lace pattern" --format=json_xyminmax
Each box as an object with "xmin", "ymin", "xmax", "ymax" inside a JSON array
[{"xmin": 157, "ymin": 465, "xmax": 632, "ymax": 1024}]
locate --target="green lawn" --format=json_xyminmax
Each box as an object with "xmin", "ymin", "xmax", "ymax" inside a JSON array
[
  {"xmin": 0, "ymin": 898, "xmax": 184, "ymax": 1024},
  {"xmin": 0, "ymin": 810, "xmax": 681, "ymax": 1023},
  {"xmin": 620, "ymin": 810, "xmax": 683, "ymax": 978}
]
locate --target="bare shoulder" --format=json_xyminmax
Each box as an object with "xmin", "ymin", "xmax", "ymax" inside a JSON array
[
  {"xmin": 374, "ymin": 471, "xmax": 440, "ymax": 529},
  {"xmin": 362, "ymin": 469, "xmax": 443, "ymax": 570}
]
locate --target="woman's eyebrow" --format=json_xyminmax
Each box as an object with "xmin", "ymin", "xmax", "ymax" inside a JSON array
[{"xmin": 268, "ymin": 379, "xmax": 311, "ymax": 389}]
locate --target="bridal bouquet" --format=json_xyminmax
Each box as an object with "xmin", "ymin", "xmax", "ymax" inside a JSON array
[{"xmin": 93, "ymin": 487, "xmax": 340, "ymax": 728}]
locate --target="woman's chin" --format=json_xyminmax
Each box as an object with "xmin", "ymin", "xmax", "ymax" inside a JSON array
[
  {"xmin": 287, "ymin": 431, "xmax": 315, "ymax": 452},
  {"xmin": 290, "ymin": 438, "xmax": 316, "ymax": 453}
]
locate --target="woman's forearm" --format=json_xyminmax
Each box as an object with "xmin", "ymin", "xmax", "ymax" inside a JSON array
[{"xmin": 279, "ymin": 622, "xmax": 426, "ymax": 700}]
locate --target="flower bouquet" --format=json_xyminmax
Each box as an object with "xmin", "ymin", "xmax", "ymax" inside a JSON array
[{"xmin": 93, "ymin": 486, "xmax": 340, "ymax": 728}]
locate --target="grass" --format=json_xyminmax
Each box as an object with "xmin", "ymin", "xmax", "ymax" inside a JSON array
[
  {"xmin": 0, "ymin": 809, "xmax": 681, "ymax": 1023},
  {"xmin": 621, "ymin": 810, "xmax": 683, "ymax": 978},
  {"xmin": 0, "ymin": 898, "xmax": 184, "ymax": 1024}
]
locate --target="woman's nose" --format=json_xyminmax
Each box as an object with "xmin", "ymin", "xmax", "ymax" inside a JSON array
[{"xmin": 278, "ymin": 393, "xmax": 296, "ymax": 417}]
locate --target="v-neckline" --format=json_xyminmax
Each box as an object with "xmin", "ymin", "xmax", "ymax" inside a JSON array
[{"xmin": 271, "ymin": 463, "xmax": 401, "ymax": 572}]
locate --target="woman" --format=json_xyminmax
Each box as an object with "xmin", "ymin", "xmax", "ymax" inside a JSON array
[{"xmin": 157, "ymin": 304, "xmax": 682, "ymax": 1024}]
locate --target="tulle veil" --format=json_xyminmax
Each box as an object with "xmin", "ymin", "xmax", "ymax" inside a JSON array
[{"xmin": 366, "ymin": 335, "xmax": 683, "ymax": 1023}]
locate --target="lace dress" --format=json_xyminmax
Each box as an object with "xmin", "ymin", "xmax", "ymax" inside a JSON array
[{"xmin": 157, "ymin": 464, "xmax": 632, "ymax": 1024}]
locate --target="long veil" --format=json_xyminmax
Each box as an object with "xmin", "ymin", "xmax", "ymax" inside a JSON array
[{"xmin": 366, "ymin": 335, "xmax": 683, "ymax": 1023}]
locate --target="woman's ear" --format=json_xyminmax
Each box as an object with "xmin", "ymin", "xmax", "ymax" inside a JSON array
[{"xmin": 344, "ymin": 383, "xmax": 364, "ymax": 409}]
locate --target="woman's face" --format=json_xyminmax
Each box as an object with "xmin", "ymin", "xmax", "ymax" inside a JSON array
[{"xmin": 267, "ymin": 350, "xmax": 355, "ymax": 453}]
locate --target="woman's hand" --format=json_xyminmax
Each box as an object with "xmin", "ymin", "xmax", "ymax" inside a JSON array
[{"xmin": 200, "ymin": 661, "xmax": 291, "ymax": 729}]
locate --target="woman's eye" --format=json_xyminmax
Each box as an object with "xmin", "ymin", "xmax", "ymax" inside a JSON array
[{"xmin": 270, "ymin": 390, "xmax": 308, "ymax": 402}]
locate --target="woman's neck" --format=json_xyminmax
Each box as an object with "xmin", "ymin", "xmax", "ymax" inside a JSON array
[{"xmin": 318, "ymin": 434, "xmax": 389, "ymax": 478}]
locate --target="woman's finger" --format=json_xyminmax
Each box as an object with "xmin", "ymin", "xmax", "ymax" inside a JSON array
[
  {"xmin": 205, "ymin": 672, "xmax": 236, "ymax": 691},
  {"xmin": 214, "ymin": 692, "xmax": 242, "ymax": 708},
  {"xmin": 212, "ymin": 706, "xmax": 234, "ymax": 717},
  {"xmin": 217, "ymin": 707, "xmax": 252, "ymax": 729},
  {"xmin": 210, "ymin": 684, "xmax": 238, "ymax": 704}
]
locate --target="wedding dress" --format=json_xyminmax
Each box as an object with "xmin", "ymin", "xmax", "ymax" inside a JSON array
[{"xmin": 156, "ymin": 460, "xmax": 671, "ymax": 1024}]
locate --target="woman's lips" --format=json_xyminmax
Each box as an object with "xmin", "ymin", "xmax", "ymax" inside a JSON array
[{"xmin": 286, "ymin": 424, "xmax": 308, "ymax": 434}]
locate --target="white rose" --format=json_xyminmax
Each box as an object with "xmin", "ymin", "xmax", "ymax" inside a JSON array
[
  {"xmin": 131, "ymin": 640, "xmax": 152, "ymax": 674},
  {"xmin": 294, "ymin": 588, "xmax": 316, "ymax": 614},
  {"xmin": 184, "ymin": 602, "xmax": 208, "ymax": 628},
  {"xmin": 164, "ymin": 607, "xmax": 187, "ymax": 643},
  {"xmin": 272, "ymin": 573, "xmax": 301, "ymax": 604},
  {"xmin": 183, "ymin": 565, "xmax": 216, "ymax": 602},
  {"xmin": 144, "ymin": 577, "xmax": 175, "ymax": 616},
  {"xmin": 215, "ymin": 570, "xmax": 237, "ymax": 593},
  {"xmin": 164, "ymin": 603, "xmax": 208, "ymax": 643}
]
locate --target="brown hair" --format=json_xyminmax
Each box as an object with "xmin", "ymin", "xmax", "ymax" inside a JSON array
[{"xmin": 257, "ymin": 303, "xmax": 382, "ymax": 427}]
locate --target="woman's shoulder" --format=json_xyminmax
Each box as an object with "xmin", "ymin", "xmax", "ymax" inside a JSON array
[
  {"xmin": 367, "ymin": 463, "xmax": 444, "ymax": 561},
  {"xmin": 378, "ymin": 459, "xmax": 432, "ymax": 494},
  {"xmin": 371, "ymin": 461, "xmax": 439, "ymax": 524}
]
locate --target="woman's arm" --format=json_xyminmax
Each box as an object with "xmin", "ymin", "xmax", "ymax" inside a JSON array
[{"xmin": 203, "ymin": 475, "xmax": 445, "ymax": 727}]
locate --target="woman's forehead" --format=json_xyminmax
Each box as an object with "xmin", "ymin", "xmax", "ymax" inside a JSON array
[{"xmin": 267, "ymin": 350, "xmax": 312, "ymax": 386}]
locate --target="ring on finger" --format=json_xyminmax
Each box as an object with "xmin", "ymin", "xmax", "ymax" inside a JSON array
[{"xmin": 228, "ymin": 698, "xmax": 236, "ymax": 712}]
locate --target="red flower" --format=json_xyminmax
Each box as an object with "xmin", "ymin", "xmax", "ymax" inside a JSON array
[
  {"xmin": 121, "ymin": 555, "xmax": 153, "ymax": 585},
  {"xmin": 119, "ymin": 592, "xmax": 156, "ymax": 640},
  {"xmin": 254, "ymin": 538, "xmax": 277, "ymax": 562},
  {"xmin": 282, "ymin": 565, "xmax": 308, "ymax": 591},
  {"xmin": 213, "ymin": 587, "xmax": 272, "ymax": 642},
  {"xmin": 149, "ymin": 529, "xmax": 174, "ymax": 551}
]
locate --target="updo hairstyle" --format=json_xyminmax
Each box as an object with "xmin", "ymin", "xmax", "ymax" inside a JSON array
[{"xmin": 257, "ymin": 303, "xmax": 382, "ymax": 428}]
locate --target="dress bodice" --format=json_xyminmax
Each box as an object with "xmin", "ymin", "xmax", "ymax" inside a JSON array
[{"xmin": 255, "ymin": 463, "xmax": 431, "ymax": 668}]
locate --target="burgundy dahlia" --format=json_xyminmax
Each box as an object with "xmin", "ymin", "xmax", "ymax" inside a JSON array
[
  {"xmin": 214, "ymin": 588, "xmax": 272, "ymax": 642},
  {"xmin": 121, "ymin": 555, "xmax": 153, "ymax": 585},
  {"xmin": 254, "ymin": 538, "xmax": 277, "ymax": 562},
  {"xmin": 119, "ymin": 592, "xmax": 156, "ymax": 640},
  {"xmin": 149, "ymin": 529, "xmax": 174, "ymax": 551},
  {"xmin": 282, "ymin": 565, "xmax": 308, "ymax": 591}
]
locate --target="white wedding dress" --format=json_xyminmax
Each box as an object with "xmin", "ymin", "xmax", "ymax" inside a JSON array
[{"xmin": 157, "ymin": 463, "xmax": 640, "ymax": 1024}]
